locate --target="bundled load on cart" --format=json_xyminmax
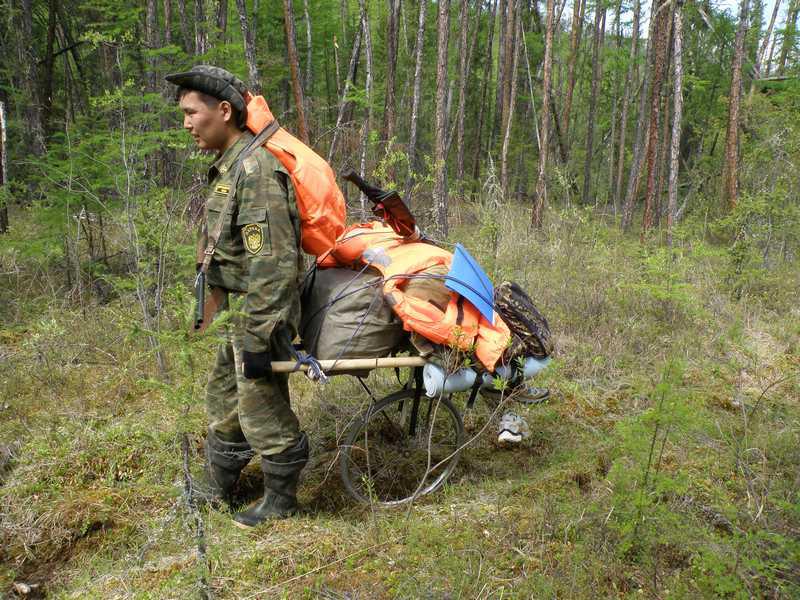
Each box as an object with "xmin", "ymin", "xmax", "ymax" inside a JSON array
[
  {"xmin": 209, "ymin": 92, "xmax": 554, "ymax": 390},
  {"xmin": 298, "ymin": 170, "xmax": 554, "ymax": 396}
]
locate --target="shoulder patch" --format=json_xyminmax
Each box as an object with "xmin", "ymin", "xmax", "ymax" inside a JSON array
[
  {"xmin": 214, "ymin": 183, "xmax": 231, "ymax": 195},
  {"xmin": 242, "ymin": 223, "xmax": 264, "ymax": 254},
  {"xmin": 243, "ymin": 155, "xmax": 259, "ymax": 175}
]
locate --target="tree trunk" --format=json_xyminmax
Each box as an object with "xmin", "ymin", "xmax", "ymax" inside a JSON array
[
  {"xmin": 581, "ymin": 4, "xmax": 605, "ymax": 205},
  {"xmin": 236, "ymin": 0, "xmax": 262, "ymax": 92},
  {"xmin": 534, "ymin": 0, "xmax": 555, "ymax": 227},
  {"xmin": 41, "ymin": 0, "xmax": 58, "ymax": 131},
  {"xmin": 54, "ymin": 3, "xmax": 86, "ymax": 82},
  {"xmin": 358, "ymin": 0, "xmax": 374, "ymax": 217},
  {"xmin": 145, "ymin": 0, "xmax": 160, "ymax": 92},
  {"xmin": 722, "ymin": 0, "xmax": 749, "ymax": 210},
  {"xmin": 654, "ymin": 73, "xmax": 671, "ymax": 227},
  {"xmin": 499, "ymin": 0, "xmax": 518, "ymax": 148},
  {"xmin": 454, "ymin": 0, "xmax": 482, "ymax": 186},
  {"xmin": 522, "ymin": 33, "xmax": 541, "ymax": 153},
  {"xmin": 667, "ymin": 1, "xmax": 684, "ymax": 247},
  {"xmin": 17, "ymin": 0, "xmax": 45, "ymax": 156},
  {"xmin": 404, "ymin": 0, "xmax": 429, "ymax": 201},
  {"xmin": 164, "ymin": 0, "xmax": 173, "ymax": 45},
  {"xmin": 620, "ymin": 0, "xmax": 660, "ymax": 230},
  {"xmin": 333, "ymin": 34, "xmax": 343, "ymax": 97},
  {"xmin": 328, "ymin": 23, "xmax": 362, "ymax": 162},
  {"xmin": 494, "ymin": 0, "xmax": 509, "ymax": 145},
  {"xmin": 614, "ymin": 0, "xmax": 641, "ymax": 210},
  {"xmin": 178, "ymin": 0, "xmax": 192, "ymax": 52},
  {"xmin": 195, "ymin": 0, "xmax": 208, "ymax": 54},
  {"xmin": 765, "ymin": 21, "xmax": 779, "ymax": 76},
  {"xmin": 754, "ymin": 0, "xmax": 781, "ymax": 79},
  {"xmin": 606, "ymin": 0, "xmax": 622, "ymax": 204},
  {"xmin": 303, "ymin": 0, "xmax": 313, "ymax": 96},
  {"xmin": 0, "ymin": 101, "xmax": 7, "ymax": 233},
  {"xmin": 433, "ymin": 0, "xmax": 452, "ymax": 236},
  {"xmin": 383, "ymin": 0, "xmax": 401, "ymax": 142},
  {"xmin": 641, "ymin": 0, "xmax": 672, "ymax": 234},
  {"xmin": 501, "ymin": 10, "xmax": 521, "ymax": 200},
  {"xmin": 778, "ymin": 0, "xmax": 798, "ymax": 75},
  {"xmin": 472, "ymin": 0, "xmax": 497, "ymax": 188},
  {"xmin": 454, "ymin": 0, "xmax": 471, "ymax": 189},
  {"xmin": 340, "ymin": 0, "xmax": 349, "ymax": 45},
  {"xmin": 283, "ymin": 0, "xmax": 310, "ymax": 142},
  {"xmin": 561, "ymin": 0, "xmax": 585, "ymax": 155},
  {"xmin": 217, "ymin": 0, "xmax": 228, "ymax": 40},
  {"xmin": 254, "ymin": 0, "xmax": 260, "ymax": 29}
]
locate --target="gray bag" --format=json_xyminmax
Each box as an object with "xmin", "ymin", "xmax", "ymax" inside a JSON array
[{"xmin": 300, "ymin": 267, "xmax": 405, "ymax": 360}]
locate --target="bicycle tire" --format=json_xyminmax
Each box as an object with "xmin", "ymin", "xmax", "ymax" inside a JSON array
[{"xmin": 339, "ymin": 389, "xmax": 465, "ymax": 506}]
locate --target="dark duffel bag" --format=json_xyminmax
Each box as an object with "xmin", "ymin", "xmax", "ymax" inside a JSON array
[{"xmin": 300, "ymin": 267, "xmax": 405, "ymax": 360}]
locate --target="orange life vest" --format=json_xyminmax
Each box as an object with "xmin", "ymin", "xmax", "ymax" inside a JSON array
[
  {"xmin": 321, "ymin": 222, "xmax": 512, "ymax": 371},
  {"xmin": 245, "ymin": 95, "xmax": 346, "ymax": 257}
]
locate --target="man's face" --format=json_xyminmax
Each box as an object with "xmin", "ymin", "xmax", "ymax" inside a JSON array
[{"xmin": 178, "ymin": 90, "xmax": 230, "ymax": 151}]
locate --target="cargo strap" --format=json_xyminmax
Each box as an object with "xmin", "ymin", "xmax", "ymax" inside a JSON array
[{"xmin": 197, "ymin": 119, "xmax": 281, "ymax": 278}]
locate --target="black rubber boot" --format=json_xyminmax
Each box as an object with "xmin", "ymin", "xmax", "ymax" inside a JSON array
[
  {"xmin": 233, "ymin": 433, "xmax": 309, "ymax": 529},
  {"xmin": 205, "ymin": 429, "xmax": 255, "ymax": 505}
]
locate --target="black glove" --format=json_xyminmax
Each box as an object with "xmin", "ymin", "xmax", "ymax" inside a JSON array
[{"xmin": 242, "ymin": 350, "xmax": 271, "ymax": 379}]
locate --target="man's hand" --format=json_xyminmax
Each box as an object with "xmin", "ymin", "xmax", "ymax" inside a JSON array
[{"xmin": 242, "ymin": 350, "xmax": 271, "ymax": 379}]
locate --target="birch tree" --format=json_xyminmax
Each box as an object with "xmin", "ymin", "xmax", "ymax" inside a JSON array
[
  {"xmin": 615, "ymin": 0, "xmax": 640, "ymax": 207},
  {"xmin": 358, "ymin": 0, "xmax": 374, "ymax": 216},
  {"xmin": 562, "ymin": 0, "xmax": 585, "ymax": 154},
  {"xmin": 328, "ymin": 24, "xmax": 363, "ymax": 162},
  {"xmin": 534, "ymin": 0, "xmax": 556, "ymax": 227},
  {"xmin": 195, "ymin": 0, "xmax": 208, "ymax": 54},
  {"xmin": 472, "ymin": 0, "xmax": 497, "ymax": 186},
  {"xmin": 621, "ymin": 0, "xmax": 661, "ymax": 230},
  {"xmin": 667, "ymin": 0, "xmax": 684, "ymax": 247},
  {"xmin": 778, "ymin": 0, "xmax": 799, "ymax": 75},
  {"xmin": 753, "ymin": 0, "xmax": 782, "ymax": 82},
  {"xmin": 433, "ymin": 0, "xmax": 452, "ymax": 235},
  {"xmin": 0, "ymin": 101, "xmax": 7, "ymax": 233},
  {"xmin": 404, "ymin": 0, "xmax": 429, "ymax": 200},
  {"xmin": 236, "ymin": 0, "xmax": 262, "ymax": 92},
  {"xmin": 383, "ymin": 0, "xmax": 401, "ymax": 142},
  {"xmin": 501, "ymin": 11, "xmax": 521, "ymax": 199},
  {"xmin": 581, "ymin": 2, "xmax": 605, "ymax": 205}
]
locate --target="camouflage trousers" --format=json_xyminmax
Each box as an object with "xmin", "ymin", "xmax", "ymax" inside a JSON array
[{"xmin": 205, "ymin": 322, "xmax": 302, "ymax": 457}]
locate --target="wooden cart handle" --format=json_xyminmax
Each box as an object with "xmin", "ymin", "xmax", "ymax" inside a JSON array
[{"xmin": 270, "ymin": 356, "xmax": 427, "ymax": 373}]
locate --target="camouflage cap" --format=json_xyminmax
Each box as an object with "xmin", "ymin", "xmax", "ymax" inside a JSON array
[{"xmin": 165, "ymin": 65, "xmax": 248, "ymax": 126}]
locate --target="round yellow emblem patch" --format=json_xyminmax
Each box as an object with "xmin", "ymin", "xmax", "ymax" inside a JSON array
[{"xmin": 242, "ymin": 223, "xmax": 264, "ymax": 254}]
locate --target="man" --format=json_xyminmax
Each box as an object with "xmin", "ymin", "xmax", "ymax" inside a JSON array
[{"xmin": 165, "ymin": 65, "xmax": 307, "ymax": 529}]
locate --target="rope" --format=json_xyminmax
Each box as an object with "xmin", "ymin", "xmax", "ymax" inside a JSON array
[{"xmin": 291, "ymin": 353, "xmax": 330, "ymax": 384}]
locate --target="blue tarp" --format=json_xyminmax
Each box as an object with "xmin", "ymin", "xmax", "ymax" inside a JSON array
[{"xmin": 445, "ymin": 244, "xmax": 496, "ymax": 323}]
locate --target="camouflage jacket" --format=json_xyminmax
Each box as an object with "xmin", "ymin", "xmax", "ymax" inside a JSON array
[{"xmin": 204, "ymin": 131, "xmax": 303, "ymax": 353}]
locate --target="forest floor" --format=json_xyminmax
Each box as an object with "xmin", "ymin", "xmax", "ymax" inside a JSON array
[{"xmin": 1, "ymin": 202, "xmax": 798, "ymax": 599}]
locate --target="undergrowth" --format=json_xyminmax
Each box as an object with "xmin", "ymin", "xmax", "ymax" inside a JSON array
[{"xmin": 1, "ymin": 199, "xmax": 798, "ymax": 599}]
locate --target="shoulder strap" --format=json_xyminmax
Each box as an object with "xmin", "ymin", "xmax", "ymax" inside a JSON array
[{"xmin": 198, "ymin": 119, "xmax": 282, "ymax": 275}]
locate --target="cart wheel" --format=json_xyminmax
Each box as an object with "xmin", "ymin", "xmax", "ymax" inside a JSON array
[{"xmin": 339, "ymin": 388, "xmax": 465, "ymax": 506}]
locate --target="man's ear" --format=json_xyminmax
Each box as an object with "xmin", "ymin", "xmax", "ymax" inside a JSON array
[{"xmin": 219, "ymin": 100, "xmax": 233, "ymax": 123}]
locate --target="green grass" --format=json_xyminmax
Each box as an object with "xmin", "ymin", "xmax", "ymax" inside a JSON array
[{"xmin": 1, "ymin": 202, "xmax": 798, "ymax": 598}]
